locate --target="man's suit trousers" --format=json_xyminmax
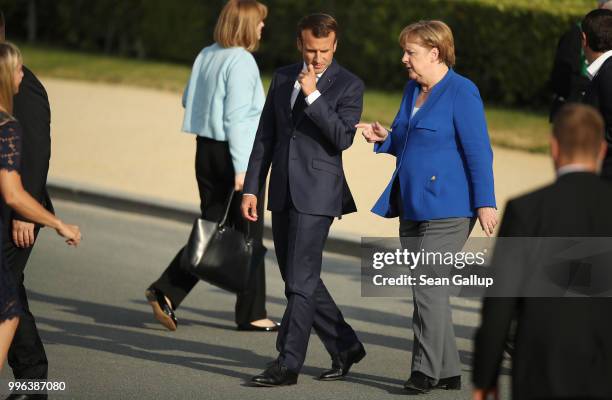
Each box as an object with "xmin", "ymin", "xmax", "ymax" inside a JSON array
[{"xmin": 272, "ymin": 203, "xmax": 359, "ymax": 373}]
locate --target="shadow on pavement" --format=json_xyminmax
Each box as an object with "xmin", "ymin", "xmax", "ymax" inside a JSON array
[{"xmin": 29, "ymin": 290, "xmax": 509, "ymax": 385}]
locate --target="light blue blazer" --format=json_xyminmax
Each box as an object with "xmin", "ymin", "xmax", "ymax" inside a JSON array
[
  {"xmin": 372, "ymin": 69, "xmax": 496, "ymax": 221},
  {"xmin": 182, "ymin": 43, "xmax": 265, "ymax": 173}
]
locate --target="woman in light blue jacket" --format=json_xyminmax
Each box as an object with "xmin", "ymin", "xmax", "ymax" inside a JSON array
[
  {"xmin": 146, "ymin": 0, "xmax": 278, "ymax": 332},
  {"xmin": 358, "ymin": 20, "xmax": 497, "ymax": 393}
]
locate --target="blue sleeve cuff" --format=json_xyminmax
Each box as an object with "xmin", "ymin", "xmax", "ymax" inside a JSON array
[{"xmin": 374, "ymin": 134, "xmax": 393, "ymax": 154}]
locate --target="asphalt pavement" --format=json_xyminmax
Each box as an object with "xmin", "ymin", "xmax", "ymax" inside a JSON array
[{"xmin": 0, "ymin": 200, "xmax": 510, "ymax": 399}]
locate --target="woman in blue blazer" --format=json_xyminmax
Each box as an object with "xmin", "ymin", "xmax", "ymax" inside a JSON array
[{"xmin": 358, "ymin": 20, "xmax": 497, "ymax": 393}]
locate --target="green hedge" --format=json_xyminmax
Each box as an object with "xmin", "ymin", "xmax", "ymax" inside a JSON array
[{"xmin": 0, "ymin": 0, "xmax": 594, "ymax": 107}]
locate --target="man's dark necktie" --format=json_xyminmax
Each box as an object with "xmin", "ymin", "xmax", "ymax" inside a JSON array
[{"xmin": 292, "ymin": 91, "xmax": 307, "ymax": 125}]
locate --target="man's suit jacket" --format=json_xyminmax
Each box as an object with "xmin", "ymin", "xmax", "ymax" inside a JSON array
[
  {"xmin": 584, "ymin": 57, "xmax": 612, "ymax": 164},
  {"xmin": 472, "ymin": 172, "xmax": 612, "ymax": 399},
  {"xmin": 244, "ymin": 60, "xmax": 364, "ymax": 217},
  {"xmin": 1, "ymin": 66, "xmax": 54, "ymax": 233}
]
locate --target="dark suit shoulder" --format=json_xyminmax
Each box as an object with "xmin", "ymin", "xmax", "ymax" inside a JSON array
[
  {"xmin": 18, "ymin": 66, "xmax": 48, "ymax": 99},
  {"xmin": 502, "ymin": 182, "xmax": 555, "ymax": 222},
  {"xmin": 335, "ymin": 64, "xmax": 364, "ymax": 87},
  {"xmin": 508, "ymin": 182, "xmax": 556, "ymax": 208},
  {"xmin": 274, "ymin": 63, "xmax": 302, "ymax": 78},
  {"xmin": 511, "ymin": 173, "xmax": 612, "ymax": 206},
  {"xmin": 507, "ymin": 173, "xmax": 612, "ymax": 235},
  {"xmin": 592, "ymin": 57, "xmax": 612, "ymax": 85},
  {"xmin": 22, "ymin": 66, "xmax": 44, "ymax": 86},
  {"xmin": 600, "ymin": 56, "xmax": 612, "ymax": 73},
  {"xmin": 14, "ymin": 65, "xmax": 50, "ymax": 125}
]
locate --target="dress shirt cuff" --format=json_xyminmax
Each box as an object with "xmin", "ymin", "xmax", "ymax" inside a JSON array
[
  {"xmin": 305, "ymin": 90, "xmax": 321, "ymax": 105},
  {"xmin": 243, "ymin": 193, "xmax": 256, "ymax": 197}
]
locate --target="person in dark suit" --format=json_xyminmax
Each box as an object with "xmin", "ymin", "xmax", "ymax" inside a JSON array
[
  {"xmin": 0, "ymin": 41, "xmax": 80, "ymax": 399},
  {"xmin": 241, "ymin": 13, "xmax": 366, "ymax": 387},
  {"xmin": 582, "ymin": 8, "xmax": 612, "ymax": 178},
  {"xmin": 548, "ymin": 1, "xmax": 612, "ymax": 121},
  {"xmin": 549, "ymin": 23, "xmax": 590, "ymax": 121},
  {"xmin": 0, "ymin": 12, "xmax": 56, "ymax": 396},
  {"xmin": 472, "ymin": 103, "xmax": 612, "ymax": 400}
]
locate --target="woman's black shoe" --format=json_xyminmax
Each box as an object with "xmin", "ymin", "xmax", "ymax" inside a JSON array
[
  {"xmin": 436, "ymin": 375, "xmax": 461, "ymax": 390},
  {"xmin": 145, "ymin": 287, "xmax": 177, "ymax": 331},
  {"xmin": 236, "ymin": 321, "xmax": 280, "ymax": 332}
]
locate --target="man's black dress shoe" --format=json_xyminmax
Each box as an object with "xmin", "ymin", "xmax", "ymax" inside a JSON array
[
  {"xmin": 251, "ymin": 360, "xmax": 298, "ymax": 387},
  {"xmin": 145, "ymin": 287, "xmax": 177, "ymax": 331},
  {"xmin": 403, "ymin": 371, "xmax": 435, "ymax": 394},
  {"xmin": 435, "ymin": 375, "xmax": 461, "ymax": 390},
  {"xmin": 236, "ymin": 321, "xmax": 280, "ymax": 332},
  {"xmin": 318, "ymin": 342, "xmax": 366, "ymax": 381}
]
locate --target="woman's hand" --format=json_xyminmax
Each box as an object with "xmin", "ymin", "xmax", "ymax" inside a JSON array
[
  {"xmin": 56, "ymin": 221, "xmax": 82, "ymax": 247},
  {"xmin": 356, "ymin": 122, "xmax": 389, "ymax": 143},
  {"xmin": 477, "ymin": 207, "xmax": 497, "ymax": 237}
]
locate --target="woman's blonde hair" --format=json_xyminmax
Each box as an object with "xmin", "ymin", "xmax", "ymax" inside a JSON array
[
  {"xmin": 214, "ymin": 0, "xmax": 268, "ymax": 52},
  {"xmin": 0, "ymin": 42, "xmax": 22, "ymax": 115},
  {"xmin": 399, "ymin": 20, "xmax": 456, "ymax": 67}
]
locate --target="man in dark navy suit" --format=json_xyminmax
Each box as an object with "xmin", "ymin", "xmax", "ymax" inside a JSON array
[
  {"xmin": 472, "ymin": 104, "xmax": 612, "ymax": 400},
  {"xmin": 241, "ymin": 13, "xmax": 365, "ymax": 386},
  {"xmin": 582, "ymin": 8, "xmax": 612, "ymax": 178},
  {"xmin": 1, "ymin": 11, "xmax": 53, "ymax": 400}
]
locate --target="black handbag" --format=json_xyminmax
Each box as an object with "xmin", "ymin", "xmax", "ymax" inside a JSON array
[{"xmin": 180, "ymin": 190, "xmax": 265, "ymax": 293}]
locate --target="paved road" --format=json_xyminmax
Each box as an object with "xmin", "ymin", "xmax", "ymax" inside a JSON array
[{"xmin": 1, "ymin": 200, "xmax": 510, "ymax": 399}]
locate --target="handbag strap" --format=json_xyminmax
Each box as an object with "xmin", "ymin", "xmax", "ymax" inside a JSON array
[
  {"xmin": 219, "ymin": 189, "xmax": 236, "ymax": 227},
  {"xmin": 218, "ymin": 189, "xmax": 253, "ymax": 241}
]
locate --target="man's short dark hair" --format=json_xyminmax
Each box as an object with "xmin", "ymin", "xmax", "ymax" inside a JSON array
[
  {"xmin": 297, "ymin": 13, "xmax": 338, "ymax": 42},
  {"xmin": 553, "ymin": 103, "xmax": 604, "ymax": 158},
  {"xmin": 582, "ymin": 9, "xmax": 612, "ymax": 52},
  {"xmin": 0, "ymin": 10, "xmax": 4, "ymax": 28}
]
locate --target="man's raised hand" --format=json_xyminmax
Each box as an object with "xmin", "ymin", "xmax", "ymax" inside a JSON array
[{"xmin": 298, "ymin": 64, "xmax": 317, "ymax": 96}]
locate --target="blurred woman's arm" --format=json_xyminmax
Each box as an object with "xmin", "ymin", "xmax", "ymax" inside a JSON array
[{"xmin": 0, "ymin": 170, "xmax": 80, "ymax": 245}]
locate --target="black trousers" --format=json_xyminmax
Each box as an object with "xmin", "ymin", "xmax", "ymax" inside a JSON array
[
  {"xmin": 6, "ymin": 228, "xmax": 49, "ymax": 381},
  {"xmin": 272, "ymin": 198, "xmax": 359, "ymax": 373},
  {"xmin": 151, "ymin": 137, "xmax": 267, "ymax": 325}
]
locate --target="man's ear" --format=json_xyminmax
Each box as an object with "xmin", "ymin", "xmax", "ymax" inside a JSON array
[
  {"xmin": 296, "ymin": 35, "xmax": 302, "ymax": 52},
  {"xmin": 598, "ymin": 140, "xmax": 608, "ymax": 163},
  {"xmin": 550, "ymin": 135, "xmax": 559, "ymax": 161},
  {"xmin": 581, "ymin": 31, "xmax": 588, "ymax": 49}
]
